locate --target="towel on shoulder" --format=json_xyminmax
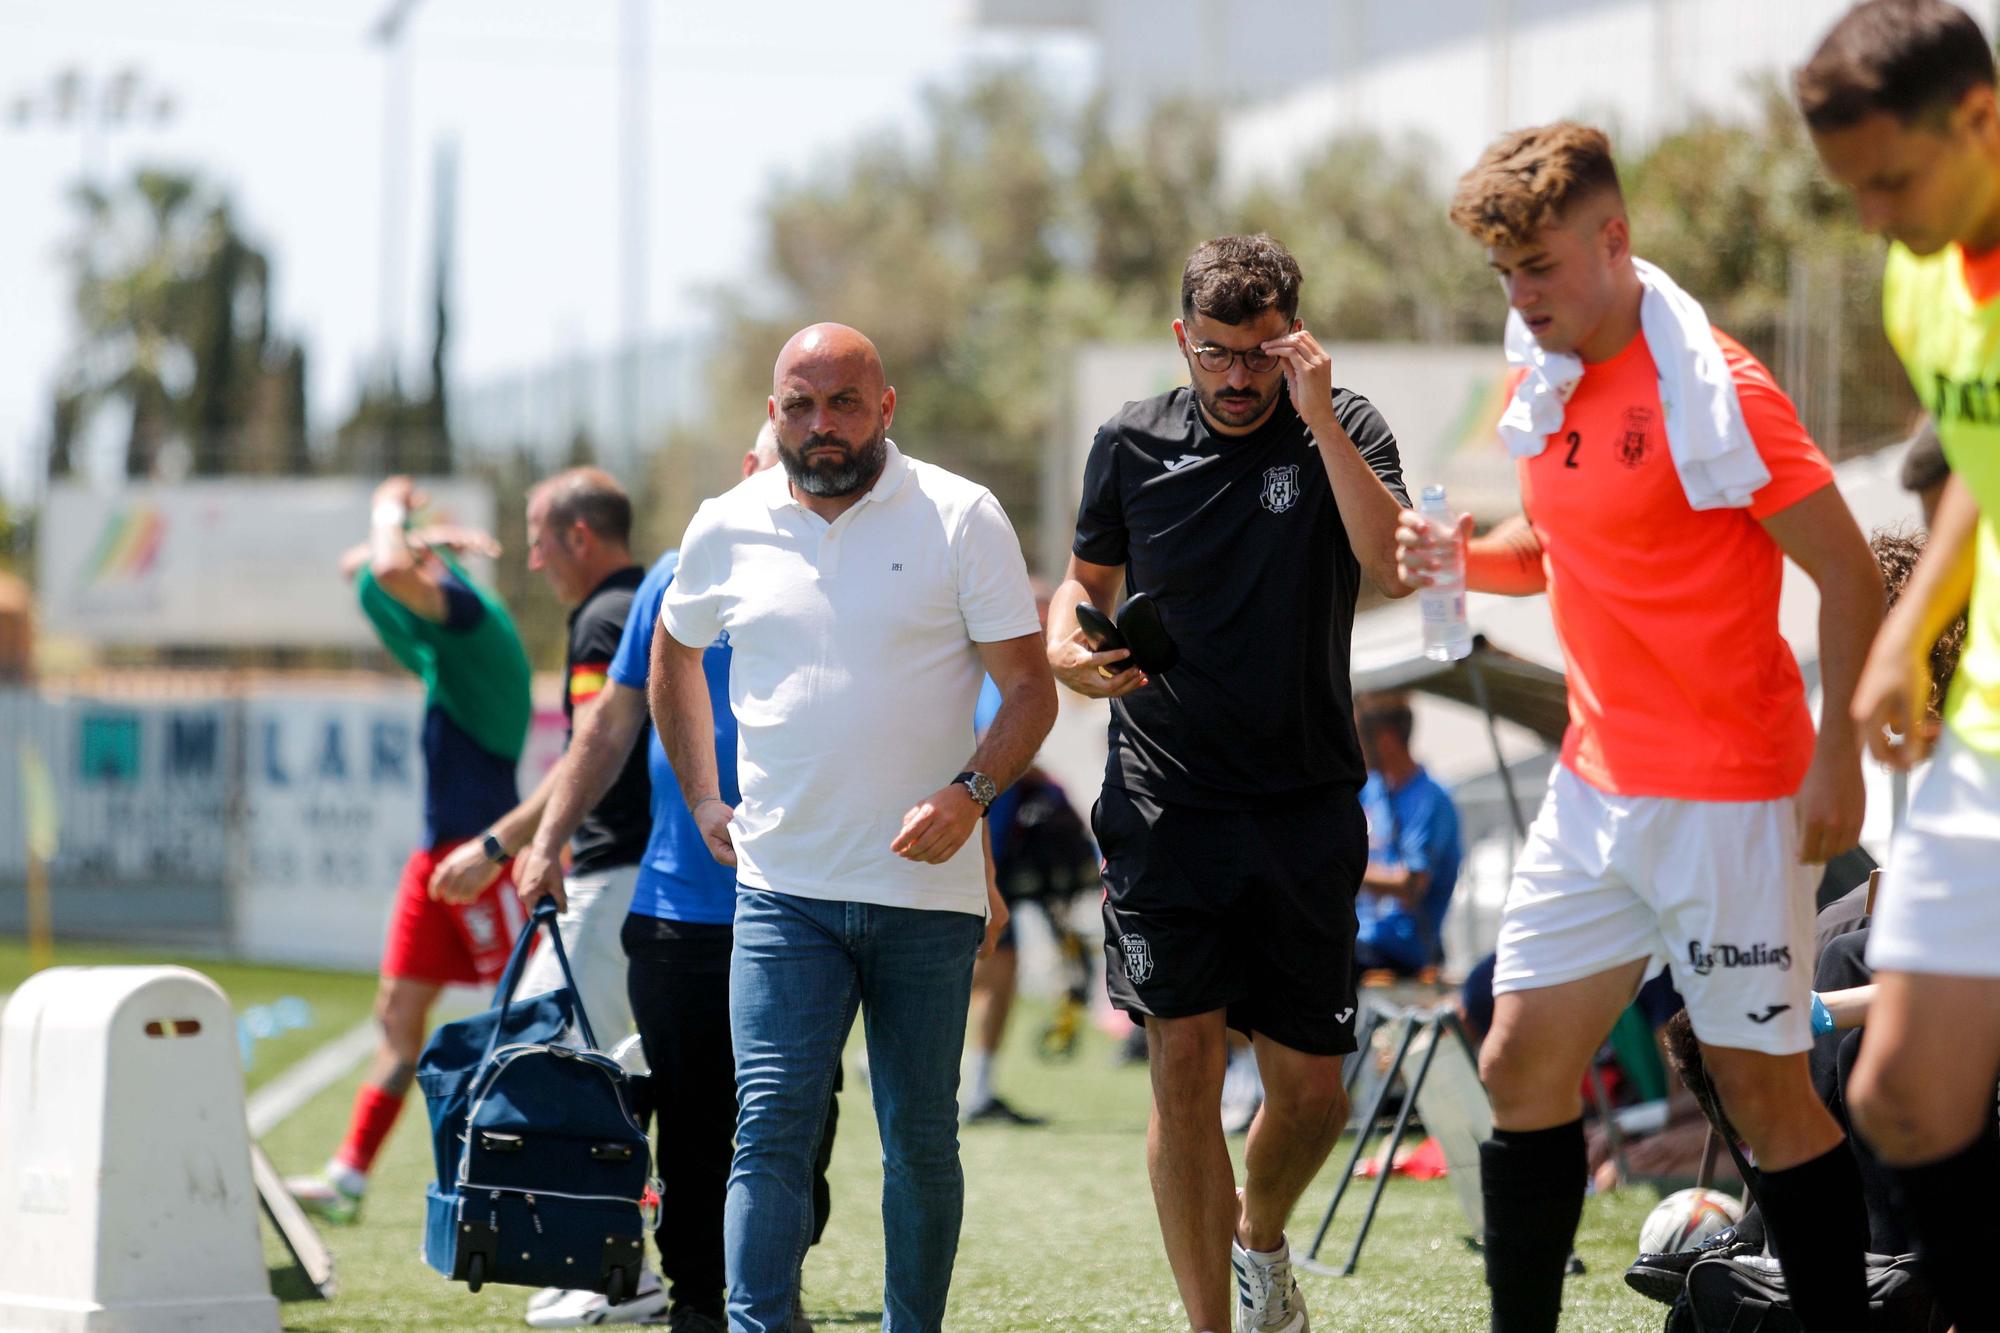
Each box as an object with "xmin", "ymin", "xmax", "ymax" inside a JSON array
[{"xmin": 1498, "ymin": 257, "xmax": 1771, "ymax": 511}]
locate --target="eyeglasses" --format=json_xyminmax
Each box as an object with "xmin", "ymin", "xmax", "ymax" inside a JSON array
[{"xmin": 1189, "ymin": 343, "xmax": 1279, "ymax": 375}]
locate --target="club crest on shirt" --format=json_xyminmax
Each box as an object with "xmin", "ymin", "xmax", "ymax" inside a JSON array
[
  {"xmin": 1119, "ymin": 932, "xmax": 1154, "ymax": 985},
  {"xmin": 1260, "ymin": 464, "xmax": 1300, "ymax": 514},
  {"xmin": 1619, "ymin": 407, "xmax": 1654, "ymax": 468}
]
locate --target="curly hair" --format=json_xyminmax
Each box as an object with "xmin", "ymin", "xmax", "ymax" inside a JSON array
[
  {"xmin": 1873, "ymin": 526, "xmax": 1965, "ymax": 719},
  {"xmin": 1180, "ymin": 234, "xmax": 1302, "ymax": 326},
  {"xmin": 1448, "ymin": 122, "xmax": 1623, "ymax": 249}
]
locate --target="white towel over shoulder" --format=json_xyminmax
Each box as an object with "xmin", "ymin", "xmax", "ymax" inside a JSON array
[{"xmin": 1497, "ymin": 258, "xmax": 1770, "ymax": 511}]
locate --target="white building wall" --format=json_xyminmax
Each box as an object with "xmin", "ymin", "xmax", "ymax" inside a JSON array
[
  {"xmin": 1220, "ymin": 0, "xmax": 1938, "ymax": 191},
  {"xmin": 976, "ymin": 0, "xmax": 2000, "ymax": 188}
]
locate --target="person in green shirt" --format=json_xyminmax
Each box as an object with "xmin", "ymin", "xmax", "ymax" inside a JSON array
[
  {"xmin": 288, "ymin": 475, "xmax": 532, "ymax": 1225},
  {"xmin": 1803, "ymin": 4, "xmax": 2000, "ymax": 1326}
]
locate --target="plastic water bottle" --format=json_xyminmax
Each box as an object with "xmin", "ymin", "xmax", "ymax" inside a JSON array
[{"xmin": 1418, "ymin": 485, "xmax": 1473, "ymax": 662}]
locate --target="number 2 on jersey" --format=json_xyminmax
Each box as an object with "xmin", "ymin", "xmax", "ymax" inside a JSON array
[{"xmin": 1563, "ymin": 430, "xmax": 1581, "ymax": 469}]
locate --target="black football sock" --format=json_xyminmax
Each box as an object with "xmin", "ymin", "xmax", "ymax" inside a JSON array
[
  {"xmin": 1887, "ymin": 1128, "xmax": 2000, "ymax": 1333},
  {"xmin": 1481, "ymin": 1119, "xmax": 1586, "ymax": 1333},
  {"xmin": 1755, "ymin": 1143, "xmax": 1869, "ymax": 1331}
]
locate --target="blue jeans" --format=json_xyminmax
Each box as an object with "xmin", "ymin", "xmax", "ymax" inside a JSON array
[{"xmin": 725, "ymin": 889, "xmax": 982, "ymax": 1333}]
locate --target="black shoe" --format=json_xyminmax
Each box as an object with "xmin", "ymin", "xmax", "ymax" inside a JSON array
[
  {"xmin": 665, "ymin": 1308, "xmax": 726, "ymax": 1333},
  {"xmin": 1624, "ymin": 1227, "xmax": 1760, "ymax": 1305},
  {"xmin": 964, "ymin": 1094, "xmax": 1047, "ymax": 1126}
]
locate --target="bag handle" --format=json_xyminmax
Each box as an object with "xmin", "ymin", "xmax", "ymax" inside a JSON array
[
  {"xmin": 478, "ymin": 897, "xmax": 600, "ymax": 1069},
  {"xmin": 482, "ymin": 896, "xmax": 547, "ymax": 1009}
]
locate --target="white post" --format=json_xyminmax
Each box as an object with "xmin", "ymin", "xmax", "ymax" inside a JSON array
[
  {"xmin": 0, "ymin": 967, "xmax": 278, "ymax": 1331},
  {"xmin": 619, "ymin": 0, "xmax": 652, "ymax": 471}
]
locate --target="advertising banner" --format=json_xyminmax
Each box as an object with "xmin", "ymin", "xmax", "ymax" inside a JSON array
[{"xmin": 38, "ymin": 478, "xmax": 496, "ymax": 648}]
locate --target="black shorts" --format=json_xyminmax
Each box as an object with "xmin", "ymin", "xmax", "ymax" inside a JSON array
[{"xmin": 1094, "ymin": 784, "xmax": 1365, "ymax": 1057}]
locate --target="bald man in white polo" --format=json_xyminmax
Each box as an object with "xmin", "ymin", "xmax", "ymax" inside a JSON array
[{"xmin": 649, "ymin": 324, "xmax": 1056, "ymax": 1333}]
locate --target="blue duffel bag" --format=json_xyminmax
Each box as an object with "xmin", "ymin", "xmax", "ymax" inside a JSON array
[{"xmin": 417, "ymin": 898, "xmax": 655, "ymax": 1301}]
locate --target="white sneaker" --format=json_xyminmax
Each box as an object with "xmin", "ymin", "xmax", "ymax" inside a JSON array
[
  {"xmin": 285, "ymin": 1162, "xmax": 365, "ymax": 1225},
  {"xmin": 523, "ymin": 1267, "xmax": 670, "ymax": 1327},
  {"xmin": 1232, "ymin": 1233, "xmax": 1310, "ymax": 1333}
]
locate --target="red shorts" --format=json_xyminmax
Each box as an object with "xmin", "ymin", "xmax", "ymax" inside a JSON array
[{"xmin": 381, "ymin": 840, "xmax": 524, "ymax": 986}]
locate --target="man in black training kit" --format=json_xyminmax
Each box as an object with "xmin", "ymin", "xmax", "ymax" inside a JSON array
[{"xmin": 1049, "ymin": 234, "xmax": 1409, "ymax": 1333}]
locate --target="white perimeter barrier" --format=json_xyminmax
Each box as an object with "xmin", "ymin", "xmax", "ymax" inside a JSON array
[{"xmin": 0, "ymin": 967, "xmax": 278, "ymax": 1331}]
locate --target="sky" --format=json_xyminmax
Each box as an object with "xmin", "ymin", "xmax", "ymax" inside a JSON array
[{"xmin": 0, "ymin": 0, "xmax": 1090, "ymax": 499}]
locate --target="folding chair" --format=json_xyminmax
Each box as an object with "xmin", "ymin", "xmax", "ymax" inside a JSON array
[{"xmin": 1297, "ymin": 997, "xmax": 1488, "ymax": 1277}]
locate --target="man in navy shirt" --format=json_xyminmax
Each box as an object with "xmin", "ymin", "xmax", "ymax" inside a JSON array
[
  {"xmin": 963, "ymin": 578, "xmax": 1057, "ymax": 1127},
  {"xmin": 1354, "ymin": 694, "xmax": 1462, "ymax": 976},
  {"xmin": 514, "ymin": 429, "xmax": 835, "ymax": 1333}
]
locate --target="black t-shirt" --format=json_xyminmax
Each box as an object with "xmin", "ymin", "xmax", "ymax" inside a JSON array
[
  {"xmin": 566, "ymin": 565, "xmax": 652, "ymax": 873},
  {"xmin": 1073, "ymin": 386, "xmax": 1407, "ymax": 808}
]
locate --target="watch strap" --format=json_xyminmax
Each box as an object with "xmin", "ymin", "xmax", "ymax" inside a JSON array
[{"xmin": 952, "ymin": 770, "xmax": 996, "ymax": 814}]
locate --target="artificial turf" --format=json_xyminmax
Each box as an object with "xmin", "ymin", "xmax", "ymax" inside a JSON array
[
  {"xmin": 0, "ymin": 938, "xmax": 1668, "ymax": 1328},
  {"xmin": 251, "ymin": 995, "xmax": 1668, "ymax": 1331}
]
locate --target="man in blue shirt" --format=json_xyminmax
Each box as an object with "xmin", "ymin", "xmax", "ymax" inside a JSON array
[
  {"xmin": 514, "ymin": 430, "xmax": 833, "ymax": 1332},
  {"xmin": 1354, "ymin": 694, "xmax": 1461, "ymax": 977},
  {"xmin": 963, "ymin": 580, "xmax": 1056, "ymax": 1127}
]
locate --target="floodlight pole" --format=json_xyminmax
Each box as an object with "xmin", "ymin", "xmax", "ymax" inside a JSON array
[
  {"xmin": 371, "ymin": 0, "xmax": 423, "ymax": 394},
  {"xmin": 618, "ymin": 0, "xmax": 651, "ymax": 468}
]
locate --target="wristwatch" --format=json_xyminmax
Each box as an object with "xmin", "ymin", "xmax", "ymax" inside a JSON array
[
  {"xmin": 953, "ymin": 771, "xmax": 998, "ymax": 815},
  {"xmin": 479, "ymin": 832, "xmax": 512, "ymax": 865}
]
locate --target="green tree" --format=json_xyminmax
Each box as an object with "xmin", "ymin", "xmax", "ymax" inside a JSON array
[
  {"xmin": 326, "ymin": 375, "xmax": 451, "ymax": 478},
  {"xmin": 706, "ymin": 74, "xmax": 1227, "ymax": 561},
  {"xmin": 327, "ymin": 157, "xmax": 455, "ymax": 479},
  {"xmin": 1621, "ymin": 88, "xmax": 1915, "ymax": 452},
  {"xmin": 698, "ymin": 69, "xmax": 1909, "ymax": 568},
  {"xmin": 1240, "ymin": 132, "xmax": 1500, "ymax": 345},
  {"xmin": 1076, "ymin": 98, "xmax": 1225, "ymax": 295},
  {"xmin": 56, "ymin": 168, "xmax": 310, "ymax": 478}
]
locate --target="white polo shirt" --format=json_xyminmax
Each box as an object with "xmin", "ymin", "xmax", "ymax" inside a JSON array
[{"xmin": 660, "ymin": 441, "xmax": 1041, "ymax": 915}]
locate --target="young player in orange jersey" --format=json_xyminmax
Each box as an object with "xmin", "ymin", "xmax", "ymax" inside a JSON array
[{"xmin": 1403, "ymin": 124, "xmax": 1884, "ymax": 1331}]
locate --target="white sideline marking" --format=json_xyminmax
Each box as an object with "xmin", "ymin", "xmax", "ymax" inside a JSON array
[
  {"xmin": 2, "ymin": 980, "xmax": 485, "ymax": 1137},
  {"xmin": 243, "ymin": 984, "xmax": 485, "ymax": 1137},
  {"xmin": 246, "ymin": 1022, "xmax": 377, "ymax": 1139}
]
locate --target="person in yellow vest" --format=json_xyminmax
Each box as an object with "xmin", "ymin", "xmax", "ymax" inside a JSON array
[{"xmin": 1802, "ymin": 4, "xmax": 2000, "ymax": 1327}]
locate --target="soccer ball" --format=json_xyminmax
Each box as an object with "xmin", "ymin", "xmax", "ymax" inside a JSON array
[{"xmin": 1637, "ymin": 1188, "xmax": 1745, "ymax": 1255}]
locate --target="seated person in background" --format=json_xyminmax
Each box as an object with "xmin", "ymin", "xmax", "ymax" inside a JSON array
[
  {"xmin": 1355, "ymin": 693, "xmax": 1462, "ymax": 976},
  {"xmin": 1806, "ymin": 931, "xmax": 1897, "ymax": 1251},
  {"xmin": 1627, "ymin": 524, "xmax": 1969, "ymax": 1304},
  {"xmin": 1818, "ymin": 524, "xmax": 1965, "ymax": 945},
  {"xmin": 1635, "ymin": 969, "xmax": 1887, "ymax": 1311}
]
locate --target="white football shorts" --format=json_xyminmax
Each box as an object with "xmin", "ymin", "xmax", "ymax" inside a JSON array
[
  {"xmin": 1493, "ymin": 765, "xmax": 1817, "ymax": 1055},
  {"xmin": 1870, "ymin": 730, "xmax": 2000, "ymax": 978}
]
